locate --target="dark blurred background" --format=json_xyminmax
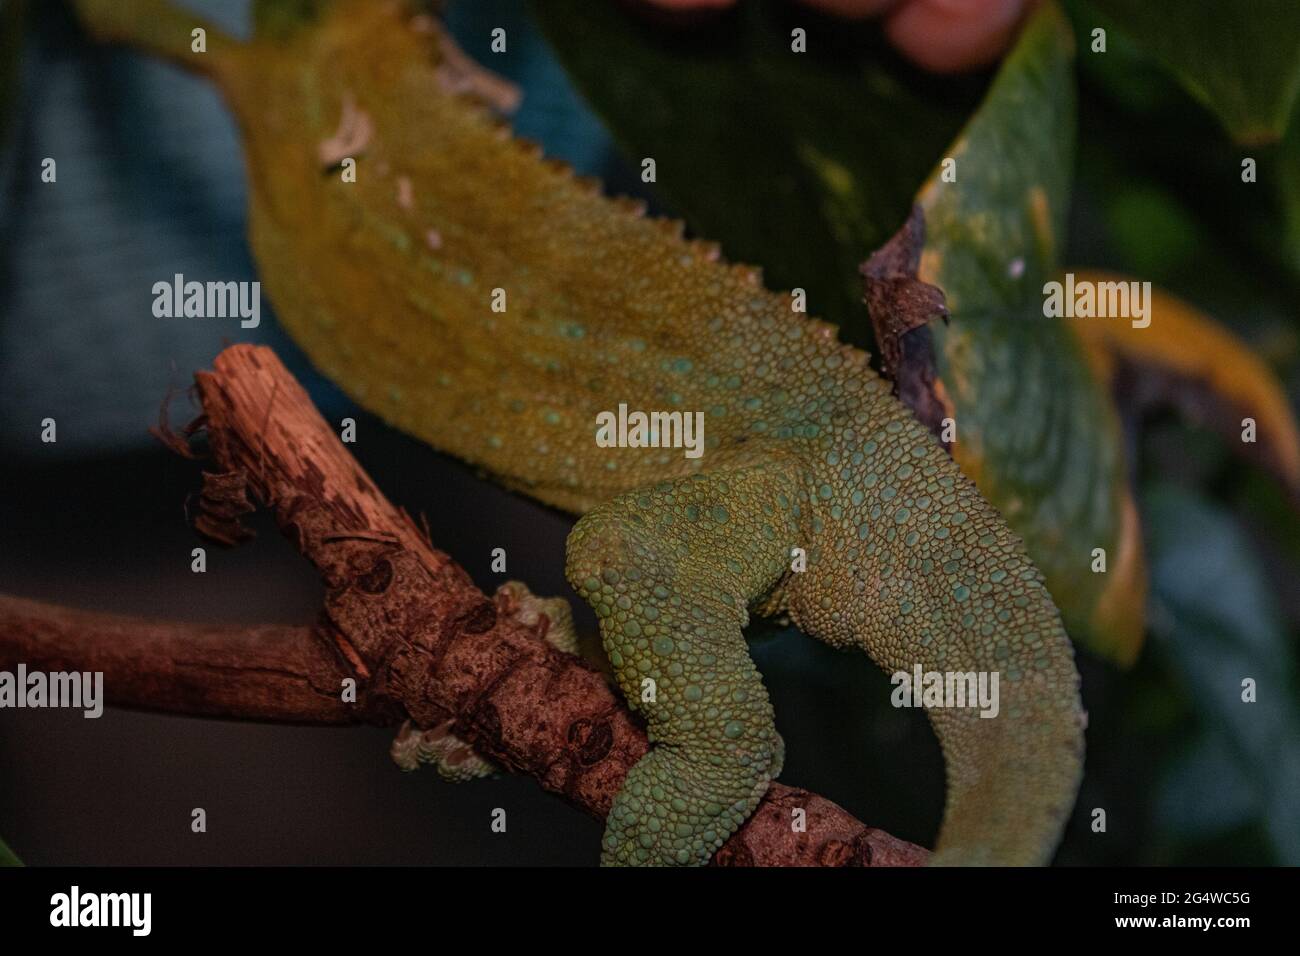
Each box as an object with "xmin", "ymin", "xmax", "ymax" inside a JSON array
[{"xmin": 0, "ymin": 0, "xmax": 1297, "ymax": 865}]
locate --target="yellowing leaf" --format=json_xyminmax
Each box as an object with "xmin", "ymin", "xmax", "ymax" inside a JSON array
[{"xmin": 1067, "ymin": 269, "xmax": 1300, "ymax": 497}]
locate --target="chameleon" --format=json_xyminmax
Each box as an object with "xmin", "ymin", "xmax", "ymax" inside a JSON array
[{"xmin": 75, "ymin": 0, "xmax": 1085, "ymax": 865}]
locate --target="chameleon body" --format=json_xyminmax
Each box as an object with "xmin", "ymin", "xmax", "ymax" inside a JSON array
[{"xmin": 77, "ymin": 0, "xmax": 1085, "ymax": 864}]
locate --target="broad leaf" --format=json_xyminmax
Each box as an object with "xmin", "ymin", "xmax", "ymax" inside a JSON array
[
  {"xmin": 912, "ymin": 2, "xmax": 1144, "ymax": 664},
  {"xmin": 1085, "ymin": 0, "xmax": 1300, "ymax": 144},
  {"xmin": 1067, "ymin": 0, "xmax": 1300, "ymax": 291}
]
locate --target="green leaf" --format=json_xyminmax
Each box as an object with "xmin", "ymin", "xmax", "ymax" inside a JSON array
[
  {"xmin": 1143, "ymin": 483, "xmax": 1300, "ymax": 864},
  {"xmin": 915, "ymin": 3, "xmax": 1075, "ymax": 298},
  {"xmin": 1066, "ymin": 0, "xmax": 1300, "ymax": 294},
  {"xmin": 1101, "ymin": 185, "xmax": 1208, "ymax": 283},
  {"xmin": 529, "ymin": 0, "xmax": 981, "ymax": 339},
  {"xmin": 912, "ymin": 2, "xmax": 1142, "ymax": 664},
  {"xmin": 1085, "ymin": 0, "xmax": 1300, "ymax": 144}
]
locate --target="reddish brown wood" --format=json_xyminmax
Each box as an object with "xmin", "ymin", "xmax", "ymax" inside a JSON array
[{"xmin": 0, "ymin": 594, "xmax": 356, "ymax": 724}]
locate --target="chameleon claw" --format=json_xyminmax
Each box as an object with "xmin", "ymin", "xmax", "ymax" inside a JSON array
[{"xmin": 495, "ymin": 580, "xmax": 580, "ymax": 656}]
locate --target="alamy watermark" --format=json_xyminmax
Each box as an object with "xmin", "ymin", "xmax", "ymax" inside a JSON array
[
  {"xmin": 1043, "ymin": 272, "xmax": 1151, "ymax": 328},
  {"xmin": 891, "ymin": 665, "xmax": 1000, "ymax": 718},
  {"xmin": 0, "ymin": 665, "xmax": 103, "ymax": 718},
  {"xmin": 595, "ymin": 403, "xmax": 705, "ymax": 459},
  {"xmin": 50, "ymin": 886, "xmax": 151, "ymax": 936},
  {"xmin": 152, "ymin": 273, "xmax": 261, "ymax": 328}
]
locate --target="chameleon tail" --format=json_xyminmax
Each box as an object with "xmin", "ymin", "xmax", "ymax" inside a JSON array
[{"xmin": 788, "ymin": 408, "xmax": 1086, "ymax": 865}]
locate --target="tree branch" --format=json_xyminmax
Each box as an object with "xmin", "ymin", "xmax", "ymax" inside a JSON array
[
  {"xmin": 0, "ymin": 595, "xmax": 359, "ymax": 725},
  {"xmin": 0, "ymin": 344, "xmax": 927, "ymax": 867}
]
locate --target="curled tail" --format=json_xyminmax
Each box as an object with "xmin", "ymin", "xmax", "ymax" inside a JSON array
[{"xmin": 787, "ymin": 405, "xmax": 1086, "ymax": 865}]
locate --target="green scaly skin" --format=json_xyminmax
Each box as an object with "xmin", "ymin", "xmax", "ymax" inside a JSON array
[{"xmin": 75, "ymin": 0, "xmax": 1085, "ymax": 865}]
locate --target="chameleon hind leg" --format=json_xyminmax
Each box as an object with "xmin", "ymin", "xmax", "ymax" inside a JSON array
[
  {"xmin": 391, "ymin": 581, "xmax": 580, "ymax": 781},
  {"xmin": 566, "ymin": 459, "xmax": 802, "ymax": 865}
]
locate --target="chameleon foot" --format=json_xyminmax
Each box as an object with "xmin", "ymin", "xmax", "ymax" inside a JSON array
[
  {"xmin": 391, "ymin": 719, "xmax": 496, "ymax": 783},
  {"xmin": 495, "ymin": 580, "xmax": 580, "ymax": 655}
]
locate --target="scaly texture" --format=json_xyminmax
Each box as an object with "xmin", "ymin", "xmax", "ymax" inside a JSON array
[
  {"xmin": 75, "ymin": 0, "xmax": 1085, "ymax": 865},
  {"xmin": 533, "ymin": 0, "xmax": 1148, "ymax": 668}
]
